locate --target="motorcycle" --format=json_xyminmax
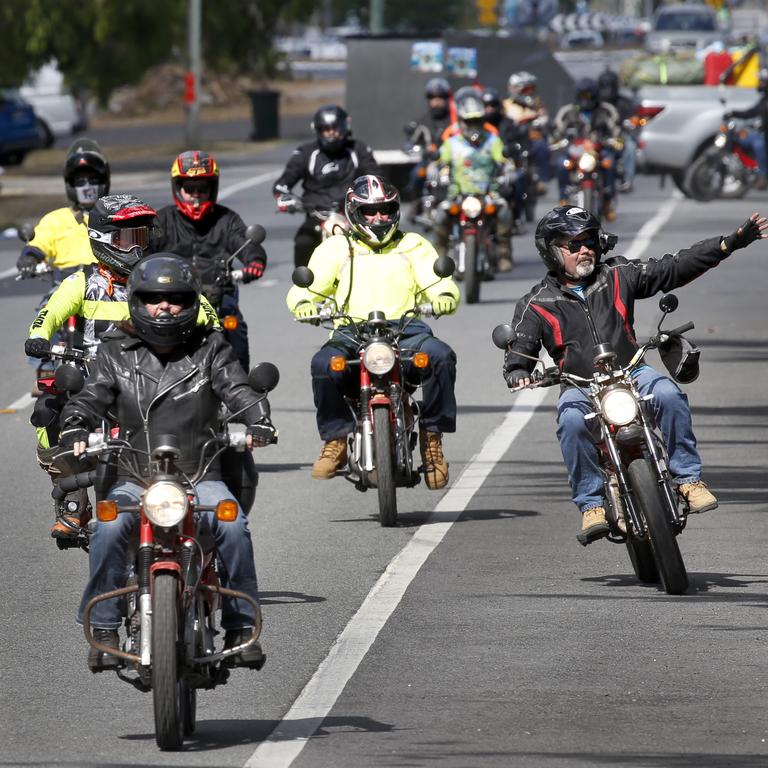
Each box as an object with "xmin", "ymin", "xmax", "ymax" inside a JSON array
[
  {"xmin": 554, "ymin": 136, "xmax": 612, "ymax": 218},
  {"xmin": 686, "ymin": 117, "xmax": 761, "ymax": 202},
  {"xmin": 57, "ymin": 362, "xmax": 279, "ymax": 749},
  {"xmin": 403, "ymin": 122, "xmax": 443, "ymax": 229},
  {"xmin": 492, "ymin": 294, "xmax": 696, "ymax": 595},
  {"xmin": 277, "ymin": 195, "xmax": 349, "ymax": 241},
  {"xmin": 291, "ymin": 256, "xmax": 455, "ymax": 526}
]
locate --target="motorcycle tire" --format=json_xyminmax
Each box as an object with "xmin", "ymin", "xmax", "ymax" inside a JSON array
[
  {"xmin": 719, "ymin": 166, "xmax": 749, "ymax": 199},
  {"xmin": 576, "ymin": 186, "xmax": 596, "ymax": 218},
  {"xmin": 152, "ymin": 572, "xmax": 185, "ymax": 750},
  {"xmin": 687, "ymin": 149, "xmax": 726, "ymax": 202},
  {"xmin": 373, "ymin": 406, "xmax": 398, "ymax": 527},
  {"xmin": 628, "ymin": 458, "xmax": 688, "ymax": 595},
  {"xmin": 626, "ymin": 532, "xmax": 659, "ymax": 584},
  {"xmin": 463, "ymin": 233, "xmax": 480, "ymax": 305},
  {"xmin": 182, "ymin": 680, "xmax": 196, "ymax": 736}
]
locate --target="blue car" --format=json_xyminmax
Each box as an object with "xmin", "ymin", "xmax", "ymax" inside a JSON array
[{"xmin": 0, "ymin": 88, "xmax": 44, "ymax": 165}]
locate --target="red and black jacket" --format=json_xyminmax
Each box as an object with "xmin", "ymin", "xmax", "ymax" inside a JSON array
[{"xmin": 504, "ymin": 236, "xmax": 726, "ymax": 382}]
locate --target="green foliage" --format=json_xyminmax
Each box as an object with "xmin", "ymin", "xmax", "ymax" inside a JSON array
[{"xmin": 383, "ymin": 0, "xmax": 465, "ymax": 32}]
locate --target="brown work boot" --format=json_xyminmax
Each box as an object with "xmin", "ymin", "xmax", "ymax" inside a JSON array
[
  {"xmin": 311, "ymin": 438, "xmax": 347, "ymax": 479},
  {"xmin": 51, "ymin": 514, "xmax": 81, "ymax": 539},
  {"xmin": 497, "ymin": 255, "xmax": 513, "ymax": 272},
  {"xmin": 420, "ymin": 430, "xmax": 449, "ymax": 490},
  {"xmin": 576, "ymin": 506, "xmax": 610, "ymax": 546},
  {"xmin": 678, "ymin": 480, "xmax": 718, "ymax": 514}
]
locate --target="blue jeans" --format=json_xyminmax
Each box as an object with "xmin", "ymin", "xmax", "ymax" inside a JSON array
[
  {"xmin": 529, "ymin": 137, "xmax": 551, "ymax": 182},
  {"xmin": 79, "ymin": 480, "xmax": 259, "ymax": 630},
  {"xmin": 620, "ymin": 133, "xmax": 637, "ymax": 185},
  {"xmin": 739, "ymin": 131, "xmax": 768, "ymax": 177},
  {"xmin": 310, "ymin": 320, "xmax": 457, "ymax": 440},
  {"xmin": 556, "ymin": 366, "xmax": 702, "ymax": 513}
]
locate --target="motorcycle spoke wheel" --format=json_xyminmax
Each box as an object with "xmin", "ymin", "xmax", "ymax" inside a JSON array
[
  {"xmin": 152, "ymin": 572, "xmax": 184, "ymax": 750},
  {"xmin": 373, "ymin": 407, "xmax": 397, "ymax": 527},
  {"xmin": 628, "ymin": 458, "xmax": 688, "ymax": 595},
  {"xmin": 463, "ymin": 233, "xmax": 480, "ymax": 304}
]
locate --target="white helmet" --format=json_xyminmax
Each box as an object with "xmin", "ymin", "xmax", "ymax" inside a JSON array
[{"xmin": 508, "ymin": 71, "xmax": 538, "ymax": 96}]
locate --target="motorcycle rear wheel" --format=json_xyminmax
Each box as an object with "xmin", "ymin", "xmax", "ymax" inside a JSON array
[
  {"xmin": 687, "ymin": 149, "xmax": 725, "ymax": 202},
  {"xmin": 463, "ymin": 233, "xmax": 480, "ymax": 305},
  {"xmin": 628, "ymin": 458, "xmax": 688, "ymax": 595},
  {"xmin": 152, "ymin": 572, "xmax": 185, "ymax": 750},
  {"xmin": 373, "ymin": 406, "xmax": 398, "ymax": 527}
]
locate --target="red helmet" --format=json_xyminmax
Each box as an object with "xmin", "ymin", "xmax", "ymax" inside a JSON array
[
  {"xmin": 170, "ymin": 150, "xmax": 219, "ymax": 221},
  {"xmin": 344, "ymin": 175, "xmax": 400, "ymax": 248}
]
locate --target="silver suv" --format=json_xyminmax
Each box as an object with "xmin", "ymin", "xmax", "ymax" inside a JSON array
[{"xmin": 645, "ymin": 4, "xmax": 723, "ymax": 54}]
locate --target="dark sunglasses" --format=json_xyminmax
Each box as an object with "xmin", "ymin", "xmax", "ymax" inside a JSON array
[
  {"xmin": 359, "ymin": 203, "xmax": 397, "ymax": 217},
  {"xmin": 560, "ymin": 235, "xmax": 599, "ymax": 253}
]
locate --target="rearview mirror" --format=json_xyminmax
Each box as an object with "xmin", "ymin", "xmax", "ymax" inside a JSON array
[
  {"xmin": 245, "ymin": 224, "xmax": 266, "ymax": 245},
  {"xmin": 18, "ymin": 222, "xmax": 35, "ymax": 243},
  {"xmin": 292, "ymin": 266, "xmax": 314, "ymax": 288},
  {"xmin": 433, "ymin": 256, "xmax": 455, "ymax": 279},
  {"xmin": 492, "ymin": 323, "xmax": 516, "ymax": 350},
  {"xmin": 248, "ymin": 362, "xmax": 280, "ymax": 393},
  {"xmin": 54, "ymin": 365, "xmax": 85, "ymax": 394},
  {"xmin": 659, "ymin": 294, "xmax": 678, "ymax": 314}
]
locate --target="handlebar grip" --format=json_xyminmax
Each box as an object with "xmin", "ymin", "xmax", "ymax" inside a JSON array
[
  {"xmin": 52, "ymin": 470, "xmax": 96, "ymax": 499},
  {"xmin": 669, "ymin": 321, "xmax": 695, "ymax": 336}
]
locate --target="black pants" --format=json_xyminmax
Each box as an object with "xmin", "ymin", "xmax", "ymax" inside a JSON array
[{"xmin": 294, "ymin": 217, "xmax": 322, "ymax": 268}]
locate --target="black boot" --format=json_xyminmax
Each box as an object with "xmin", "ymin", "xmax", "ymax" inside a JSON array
[
  {"xmin": 223, "ymin": 628, "xmax": 265, "ymax": 670},
  {"xmin": 87, "ymin": 628, "xmax": 121, "ymax": 672}
]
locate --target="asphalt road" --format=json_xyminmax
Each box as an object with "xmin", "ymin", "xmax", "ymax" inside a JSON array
[{"xmin": 1, "ymin": 164, "xmax": 767, "ymax": 768}]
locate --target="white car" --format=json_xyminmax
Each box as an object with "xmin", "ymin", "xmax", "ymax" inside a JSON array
[
  {"xmin": 560, "ymin": 30, "xmax": 605, "ymax": 49},
  {"xmin": 19, "ymin": 64, "xmax": 87, "ymax": 146}
]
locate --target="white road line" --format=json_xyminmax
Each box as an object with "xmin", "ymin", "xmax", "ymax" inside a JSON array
[
  {"xmin": 218, "ymin": 169, "xmax": 280, "ymax": 201},
  {"xmin": 2, "ymin": 392, "xmax": 33, "ymax": 412},
  {"xmin": 243, "ymin": 190, "xmax": 680, "ymax": 768},
  {"xmin": 244, "ymin": 387, "xmax": 548, "ymax": 768}
]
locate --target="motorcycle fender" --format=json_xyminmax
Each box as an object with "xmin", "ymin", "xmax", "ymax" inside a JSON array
[
  {"xmin": 369, "ymin": 394, "xmax": 391, "ymax": 408},
  {"xmin": 150, "ymin": 561, "xmax": 182, "ymax": 577}
]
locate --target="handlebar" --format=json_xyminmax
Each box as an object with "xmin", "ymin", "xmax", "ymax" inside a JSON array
[
  {"xmin": 667, "ymin": 321, "xmax": 695, "ymax": 336},
  {"xmin": 16, "ymin": 261, "xmax": 51, "ymax": 281}
]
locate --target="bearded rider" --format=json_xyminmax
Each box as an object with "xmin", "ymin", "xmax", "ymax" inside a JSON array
[
  {"xmin": 273, "ymin": 105, "xmax": 379, "ymax": 268},
  {"xmin": 24, "ymin": 194, "xmax": 218, "ymax": 539},
  {"xmin": 153, "ymin": 150, "xmax": 267, "ymax": 371},
  {"xmin": 433, "ymin": 87, "xmax": 514, "ymax": 273},
  {"xmin": 59, "ymin": 253, "xmax": 276, "ymax": 671},
  {"xmin": 286, "ymin": 174, "xmax": 459, "ymax": 489},
  {"xmin": 16, "ymin": 138, "xmax": 109, "ymax": 280},
  {"xmin": 500, "ymin": 205, "xmax": 767, "ymax": 544}
]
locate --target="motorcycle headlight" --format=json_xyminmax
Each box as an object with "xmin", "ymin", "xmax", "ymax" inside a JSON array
[
  {"xmin": 363, "ymin": 341, "xmax": 396, "ymax": 376},
  {"xmin": 600, "ymin": 388, "xmax": 638, "ymax": 426},
  {"xmin": 143, "ymin": 481, "xmax": 188, "ymax": 528},
  {"xmin": 713, "ymin": 134, "xmax": 727, "ymax": 148},
  {"xmin": 461, "ymin": 196, "xmax": 483, "ymax": 218},
  {"xmin": 578, "ymin": 152, "xmax": 598, "ymax": 173}
]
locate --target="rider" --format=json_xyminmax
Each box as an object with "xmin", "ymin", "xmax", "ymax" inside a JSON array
[
  {"xmin": 16, "ymin": 138, "xmax": 109, "ymax": 278},
  {"xmin": 273, "ymin": 105, "xmax": 380, "ymax": 268},
  {"xmin": 723, "ymin": 68, "xmax": 768, "ymax": 189},
  {"xmin": 154, "ymin": 150, "xmax": 267, "ymax": 371},
  {"xmin": 59, "ymin": 252, "xmax": 277, "ymax": 671},
  {"xmin": 553, "ymin": 78, "xmax": 622, "ymax": 221},
  {"xmin": 501, "ymin": 205, "xmax": 767, "ymax": 544},
  {"xmin": 286, "ymin": 174, "xmax": 459, "ymax": 490},
  {"xmin": 25, "ymin": 194, "xmax": 218, "ymax": 538},
  {"xmin": 503, "ymin": 72, "xmax": 551, "ymax": 194},
  {"xmin": 597, "ymin": 69, "xmax": 639, "ymax": 194},
  {"xmin": 433, "ymin": 86, "xmax": 514, "ymax": 273}
]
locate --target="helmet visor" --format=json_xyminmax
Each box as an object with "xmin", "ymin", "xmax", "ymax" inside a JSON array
[
  {"xmin": 91, "ymin": 225, "xmax": 150, "ymax": 252},
  {"xmin": 359, "ymin": 202, "xmax": 398, "ymax": 220}
]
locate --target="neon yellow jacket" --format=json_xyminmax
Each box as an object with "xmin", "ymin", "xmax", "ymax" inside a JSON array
[
  {"xmin": 286, "ymin": 231, "xmax": 460, "ymax": 324},
  {"xmin": 26, "ymin": 207, "xmax": 96, "ymax": 269},
  {"xmin": 28, "ymin": 270, "xmax": 220, "ymax": 348}
]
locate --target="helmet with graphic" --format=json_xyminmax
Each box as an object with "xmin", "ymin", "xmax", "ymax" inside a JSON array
[
  {"xmin": 171, "ymin": 150, "xmax": 220, "ymax": 221},
  {"xmin": 344, "ymin": 175, "xmax": 400, "ymax": 248}
]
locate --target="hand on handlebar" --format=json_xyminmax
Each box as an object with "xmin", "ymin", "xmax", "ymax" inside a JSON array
[
  {"xmin": 276, "ymin": 194, "xmax": 299, "ymax": 213},
  {"xmin": 240, "ymin": 262, "xmax": 264, "ymax": 283},
  {"xmin": 25, "ymin": 337, "xmax": 51, "ymax": 359},
  {"xmin": 293, "ymin": 301, "xmax": 319, "ymax": 324},
  {"xmin": 16, "ymin": 253, "xmax": 43, "ymax": 278},
  {"xmin": 60, "ymin": 425, "xmax": 89, "ymax": 456},
  {"xmin": 247, "ymin": 418, "xmax": 278, "ymax": 447},
  {"xmin": 432, "ymin": 294, "xmax": 458, "ymax": 317},
  {"xmin": 504, "ymin": 369, "xmax": 532, "ymax": 391}
]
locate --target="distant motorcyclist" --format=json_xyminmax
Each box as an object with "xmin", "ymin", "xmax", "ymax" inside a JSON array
[
  {"xmin": 503, "ymin": 72, "xmax": 551, "ymax": 194},
  {"xmin": 286, "ymin": 174, "xmax": 459, "ymax": 490},
  {"xmin": 501, "ymin": 205, "xmax": 767, "ymax": 544},
  {"xmin": 597, "ymin": 69, "xmax": 639, "ymax": 193},
  {"xmin": 154, "ymin": 150, "xmax": 266, "ymax": 371},
  {"xmin": 433, "ymin": 87, "xmax": 514, "ymax": 273},
  {"xmin": 723, "ymin": 68, "xmax": 768, "ymax": 189},
  {"xmin": 60, "ymin": 253, "xmax": 276, "ymax": 671},
  {"xmin": 553, "ymin": 78, "xmax": 622, "ymax": 221},
  {"xmin": 16, "ymin": 138, "xmax": 109, "ymax": 278},
  {"xmin": 273, "ymin": 105, "xmax": 379, "ymax": 268}
]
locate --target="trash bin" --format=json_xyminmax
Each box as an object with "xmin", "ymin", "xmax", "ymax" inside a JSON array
[{"xmin": 247, "ymin": 90, "xmax": 280, "ymax": 141}]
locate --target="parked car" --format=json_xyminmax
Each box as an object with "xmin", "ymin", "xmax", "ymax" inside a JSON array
[
  {"xmin": 560, "ymin": 30, "xmax": 605, "ymax": 50},
  {"xmin": 19, "ymin": 64, "xmax": 87, "ymax": 146},
  {"xmin": 0, "ymin": 89, "xmax": 44, "ymax": 165},
  {"xmin": 645, "ymin": 4, "xmax": 724, "ymax": 54}
]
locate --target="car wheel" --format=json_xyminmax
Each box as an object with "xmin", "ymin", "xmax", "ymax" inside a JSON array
[{"xmin": 36, "ymin": 118, "xmax": 54, "ymax": 148}]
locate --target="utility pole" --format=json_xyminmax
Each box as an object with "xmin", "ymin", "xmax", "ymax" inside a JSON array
[
  {"xmin": 370, "ymin": 0, "xmax": 384, "ymax": 34},
  {"xmin": 185, "ymin": 0, "xmax": 202, "ymax": 146}
]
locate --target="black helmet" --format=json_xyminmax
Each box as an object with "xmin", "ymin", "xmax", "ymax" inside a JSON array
[
  {"xmin": 597, "ymin": 69, "xmax": 619, "ymax": 103},
  {"xmin": 87, "ymin": 194, "xmax": 158, "ymax": 278},
  {"xmin": 344, "ymin": 174, "xmax": 400, "ymax": 248},
  {"xmin": 482, "ymin": 87, "xmax": 502, "ymax": 126},
  {"xmin": 64, "ymin": 138, "xmax": 110, "ymax": 210},
  {"xmin": 127, "ymin": 253, "xmax": 201, "ymax": 348},
  {"xmin": 311, "ymin": 105, "xmax": 350, "ymax": 155},
  {"xmin": 575, "ymin": 78, "xmax": 599, "ymax": 111},
  {"xmin": 425, "ymin": 77, "xmax": 451, "ymax": 99},
  {"xmin": 534, "ymin": 205, "xmax": 615, "ymax": 274}
]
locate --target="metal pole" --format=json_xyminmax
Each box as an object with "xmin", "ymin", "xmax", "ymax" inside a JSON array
[
  {"xmin": 186, "ymin": 0, "xmax": 201, "ymax": 147},
  {"xmin": 369, "ymin": 0, "xmax": 384, "ymax": 34}
]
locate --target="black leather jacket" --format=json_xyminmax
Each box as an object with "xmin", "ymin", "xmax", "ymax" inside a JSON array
[
  {"xmin": 504, "ymin": 236, "xmax": 726, "ymax": 382},
  {"xmin": 154, "ymin": 204, "xmax": 267, "ymax": 304},
  {"xmin": 61, "ymin": 329, "xmax": 269, "ymax": 479}
]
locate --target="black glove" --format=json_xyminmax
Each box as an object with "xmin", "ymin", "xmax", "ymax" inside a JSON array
[
  {"xmin": 16, "ymin": 252, "xmax": 41, "ymax": 278},
  {"xmin": 59, "ymin": 424, "xmax": 89, "ymax": 450},
  {"xmin": 722, "ymin": 216, "xmax": 763, "ymax": 254},
  {"xmin": 723, "ymin": 112, "xmax": 734, "ymax": 120},
  {"xmin": 504, "ymin": 369, "xmax": 530, "ymax": 389},
  {"xmin": 25, "ymin": 337, "xmax": 51, "ymax": 359},
  {"xmin": 247, "ymin": 418, "xmax": 278, "ymax": 446},
  {"xmin": 240, "ymin": 261, "xmax": 264, "ymax": 283}
]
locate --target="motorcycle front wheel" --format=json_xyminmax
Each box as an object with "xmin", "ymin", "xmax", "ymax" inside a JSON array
[
  {"xmin": 628, "ymin": 458, "xmax": 688, "ymax": 595},
  {"xmin": 687, "ymin": 148, "xmax": 726, "ymax": 202},
  {"xmin": 152, "ymin": 572, "xmax": 185, "ymax": 750},
  {"xmin": 463, "ymin": 233, "xmax": 480, "ymax": 305},
  {"xmin": 373, "ymin": 406, "xmax": 398, "ymax": 527}
]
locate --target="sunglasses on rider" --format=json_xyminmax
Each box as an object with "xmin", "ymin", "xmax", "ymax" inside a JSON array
[
  {"xmin": 359, "ymin": 203, "xmax": 397, "ymax": 218},
  {"xmin": 180, "ymin": 179, "xmax": 210, "ymax": 195},
  {"xmin": 89, "ymin": 225, "xmax": 151, "ymax": 252},
  {"xmin": 560, "ymin": 234, "xmax": 599, "ymax": 253}
]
